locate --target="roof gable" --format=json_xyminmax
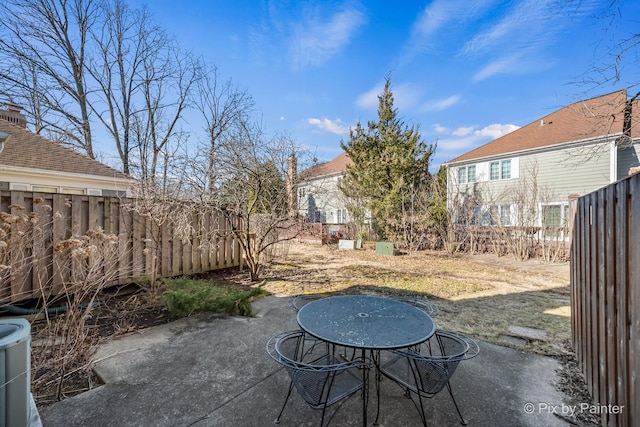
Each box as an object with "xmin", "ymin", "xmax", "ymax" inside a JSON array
[
  {"xmin": 449, "ymin": 90, "xmax": 639, "ymax": 164},
  {"xmin": 0, "ymin": 120, "xmax": 130, "ymax": 180}
]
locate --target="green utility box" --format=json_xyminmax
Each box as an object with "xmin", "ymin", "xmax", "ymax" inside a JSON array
[{"xmin": 375, "ymin": 242, "xmax": 395, "ymax": 256}]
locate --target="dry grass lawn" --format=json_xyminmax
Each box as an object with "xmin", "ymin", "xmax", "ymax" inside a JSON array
[{"xmin": 259, "ymin": 242, "xmax": 571, "ymax": 355}]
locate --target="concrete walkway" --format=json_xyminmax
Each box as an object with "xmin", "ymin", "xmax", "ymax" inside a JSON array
[{"xmin": 40, "ymin": 296, "xmax": 570, "ymax": 426}]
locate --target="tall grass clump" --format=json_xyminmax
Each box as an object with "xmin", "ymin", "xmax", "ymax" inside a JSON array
[{"xmin": 163, "ymin": 277, "xmax": 265, "ymax": 318}]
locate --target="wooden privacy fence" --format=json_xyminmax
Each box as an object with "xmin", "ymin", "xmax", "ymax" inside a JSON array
[
  {"xmin": 571, "ymin": 172, "xmax": 640, "ymax": 427},
  {"xmin": 0, "ymin": 191, "xmax": 242, "ymax": 304}
]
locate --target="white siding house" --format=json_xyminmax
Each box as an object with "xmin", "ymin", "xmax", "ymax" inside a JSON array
[{"xmin": 297, "ymin": 153, "xmax": 351, "ymax": 223}]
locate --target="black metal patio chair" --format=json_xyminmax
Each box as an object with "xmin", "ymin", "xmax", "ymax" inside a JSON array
[
  {"xmin": 378, "ymin": 330, "xmax": 479, "ymax": 426},
  {"xmin": 266, "ymin": 330, "xmax": 371, "ymax": 426}
]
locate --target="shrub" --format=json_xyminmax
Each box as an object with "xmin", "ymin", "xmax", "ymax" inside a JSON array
[{"xmin": 163, "ymin": 277, "xmax": 265, "ymax": 318}]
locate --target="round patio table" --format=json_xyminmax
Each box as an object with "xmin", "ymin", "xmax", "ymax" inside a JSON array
[
  {"xmin": 297, "ymin": 294, "xmax": 436, "ymax": 349},
  {"xmin": 297, "ymin": 294, "xmax": 436, "ymax": 426}
]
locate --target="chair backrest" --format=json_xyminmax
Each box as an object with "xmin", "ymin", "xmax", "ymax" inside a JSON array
[
  {"xmin": 266, "ymin": 330, "xmax": 366, "ymax": 408},
  {"xmin": 288, "ymin": 295, "xmax": 321, "ymax": 313},
  {"xmin": 394, "ymin": 296, "xmax": 438, "ymax": 317},
  {"xmin": 395, "ymin": 330, "xmax": 479, "ymax": 395}
]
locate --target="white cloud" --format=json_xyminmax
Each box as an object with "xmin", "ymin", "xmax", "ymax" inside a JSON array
[
  {"xmin": 355, "ymin": 84, "xmax": 382, "ymax": 109},
  {"xmin": 420, "ymin": 95, "xmax": 461, "ymax": 112},
  {"xmin": 461, "ymin": 0, "xmax": 552, "ymax": 56},
  {"xmin": 399, "ymin": 0, "xmax": 491, "ymax": 65},
  {"xmin": 473, "ymin": 123, "xmax": 519, "ymax": 138},
  {"xmin": 356, "ymin": 81, "xmax": 422, "ymax": 111},
  {"xmin": 437, "ymin": 135, "xmax": 485, "ymax": 153},
  {"xmin": 291, "ymin": 6, "xmax": 366, "ymax": 70},
  {"xmin": 452, "ymin": 126, "xmax": 474, "ymax": 137},
  {"xmin": 434, "ymin": 122, "xmax": 520, "ymax": 161},
  {"xmin": 433, "ymin": 123, "xmax": 449, "ymax": 133},
  {"xmin": 472, "ymin": 54, "xmax": 523, "ymax": 81},
  {"xmin": 308, "ymin": 117, "xmax": 349, "ymax": 135}
]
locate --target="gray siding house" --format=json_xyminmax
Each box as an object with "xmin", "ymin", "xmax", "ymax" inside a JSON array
[{"xmin": 446, "ymin": 90, "xmax": 640, "ymax": 229}]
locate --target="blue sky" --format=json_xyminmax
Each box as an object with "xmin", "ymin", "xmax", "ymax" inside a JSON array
[{"xmin": 129, "ymin": 0, "xmax": 640, "ymax": 169}]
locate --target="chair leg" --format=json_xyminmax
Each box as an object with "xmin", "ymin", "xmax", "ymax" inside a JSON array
[
  {"xmin": 446, "ymin": 382, "xmax": 467, "ymax": 425},
  {"xmin": 274, "ymin": 381, "xmax": 295, "ymax": 424}
]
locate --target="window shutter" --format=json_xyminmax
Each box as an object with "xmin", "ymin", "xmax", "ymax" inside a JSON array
[{"xmin": 511, "ymin": 157, "xmax": 520, "ymax": 179}]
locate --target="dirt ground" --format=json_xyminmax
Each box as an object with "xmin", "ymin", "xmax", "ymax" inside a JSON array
[{"xmin": 259, "ymin": 241, "xmax": 572, "ymax": 355}]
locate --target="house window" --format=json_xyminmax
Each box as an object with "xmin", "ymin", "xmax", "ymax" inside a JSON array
[
  {"xmin": 10, "ymin": 183, "xmax": 29, "ymax": 191},
  {"xmin": 490, "ymin": 162, "xmax": 500, "ymax": 180},
  {"xmin": 501, "ymin": 160, "xmax": 511, "ymax": 179},
  {"xmin": 489, "ymin": 204, "xmax": 512, "ymax": 226},
  {"xmin": 467, "ymin": 165, "xmax": 476, "ymax": 183},
  {"xmin": 542, "ymin": 204, "xmax": 568, "ymax": 227},
  {"xmin": 32, "ymin": 185, "xmax": 57, "ymax": 193},
  {"xmin": 298, "ymin": 187, "xmax": 306, "ymax": 198},
  {"xmin": 61, "ymin": 187, "xmax": 85, "ymax": 195},
  {"xmin": 458, "ymin": 167, "xmax": 467, "ymax": 184},
  {"xmin": 500, "ymin": 205, "xmax": 511, "ymax": 226},
  {"xmin": 490, "ymin": 160, "xmax": 511, "ymax": 180},
  {"xmin": 102, "ymin": 190, "xmax": 127, "ymax": 197},
  {"xmin": 458, "ymin": 165, "xmax": 476, "ymax": 184}
]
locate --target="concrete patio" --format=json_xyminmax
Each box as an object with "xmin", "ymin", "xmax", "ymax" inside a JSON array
[{"xmin": 40, "ymin": 296, "xmax": 570, "ymax": 426}]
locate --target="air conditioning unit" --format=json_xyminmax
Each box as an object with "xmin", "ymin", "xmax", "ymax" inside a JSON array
[{"xmin": 0, "ymin": 319, "xmax": 31, "ymax": 427}]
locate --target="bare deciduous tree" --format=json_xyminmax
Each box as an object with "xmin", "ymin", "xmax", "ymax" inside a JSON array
[
  {"xmin": 0, "ymin": 0, "xmax": 99, "ymax": 157},
  {"xmin": 195, "ymin": 66, "xmax": 254, "ymax": 196}
]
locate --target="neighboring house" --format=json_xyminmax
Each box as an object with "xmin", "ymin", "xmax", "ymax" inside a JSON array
[
  {"xmin": 0, "ymin": 106, "xmax": 134, "ymax": 196},
  {"xmin": 445, "ymin": 89, "xmax": 640, "ymax": 230},
  {"xmin": 297, "ymin": 153, "xmax": 352, "ymax": 223}
]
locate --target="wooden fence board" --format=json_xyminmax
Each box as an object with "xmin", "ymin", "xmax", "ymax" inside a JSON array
[
  {"xmin": 615, "ymin": 179, "xmax": 629, "ymax": 427},
  {"xmin": 628, "ymin": 175, "xmax": 640, "ymax": 427},
  {"xmin": 605, "ymin": 185, "xmax": 618, "ymax": 426}
]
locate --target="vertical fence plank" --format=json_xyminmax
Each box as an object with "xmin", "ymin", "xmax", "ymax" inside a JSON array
[
  {"xmin": 172, "ymin": 224, "xmax": 182, "ymax": 276},
  {"xmin": 615, "ymin": 179, "xmax": 629, "ymax": 427},
  {"xmin": 200, "ymin": 212, "xmax": 210, "ymax": 272},
  {"xmin": 605, "ymin": 184, "xmax": 619, "ymax": 426},
  {"xmin": 31, "ymin": 194, "xmax": 50, "ymax": 299},
  {"xmin": 161, "ymin": 222, "xmax": 172, "ymax": 277},
  {"xmin": 88, "ymin": 196, "xmax": 100, "ymax": 230},
  {"xmin": 628, "ymin": 174, "xmax": 640, "ymax": 427},
  {"xmin": 51, "ymin": 194, "xmax": 68, "ymax": 296},
  {"xmin": 595, "ymin": 188, "xmax": 607, "ymax": 425},
  {"xmin": 584, "ymin": 194, "xmax": 599, "ymax": 402},
  {"xmin": 118, "ymin": 203, "xmax": 132, "ymax": 284},
  {"xmin": 580, "ymin": 197, "xmax": 589, "ymax": 376},
  {"xmin": 9, "ymin": 192, "xmax": 30, "ymax": 302},
  {"xmin": 132, "ymin": 214, "xmax": 144, "ymax": 278},
  {"xmin": 191, "ymin": 212, "xmax": 201, "ymax": 274}
]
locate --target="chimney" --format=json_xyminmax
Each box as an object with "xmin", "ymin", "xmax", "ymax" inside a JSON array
[
  {"xmin": 286, "ymin": 154, "xmax": 298, "ymax": 218},
  {"xmin": 0, "ymin": 103, "xmax": 27, "ymax": 128}
]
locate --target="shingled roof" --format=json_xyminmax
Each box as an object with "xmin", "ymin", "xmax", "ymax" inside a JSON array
[
  {"xmin": 0, "ymin": 119, "xmax": 130, "ymax": 180},
  {"xmin": 301, "ymin": 152, "xmax": 352, "ymax": 180},
  {"xmin": 448, "ymin": 89, "xmax": 640, "ymax": 164}
]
